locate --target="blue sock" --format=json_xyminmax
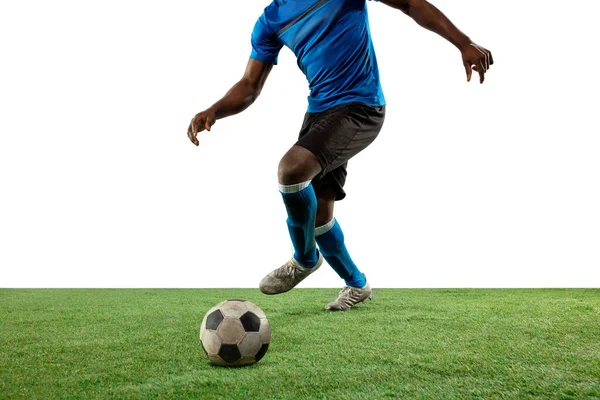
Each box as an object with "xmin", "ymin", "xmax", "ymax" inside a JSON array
[
  {"xmin": 315, "ymin": 218, "xmax": 366, "ymax": 288},
  {"xmin": 280, "ymin": 181, "xmax": 318, "ymax": 268}
]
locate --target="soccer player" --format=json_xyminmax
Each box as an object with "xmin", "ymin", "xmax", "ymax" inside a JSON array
[{"xmin": 188, "ymin": 0, "xmax": 493, "ymax": 311}]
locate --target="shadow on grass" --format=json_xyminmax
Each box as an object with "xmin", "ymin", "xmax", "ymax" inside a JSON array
[{"xmin": 206, "ymin": 360, "xmax": 272, "ymax": 370}]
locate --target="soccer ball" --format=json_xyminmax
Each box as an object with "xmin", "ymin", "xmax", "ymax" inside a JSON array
[{"xmin": 200, "ymin": 299, "xmax": 271, "ymax": 367}]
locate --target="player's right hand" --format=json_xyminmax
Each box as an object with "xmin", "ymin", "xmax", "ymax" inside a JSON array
[{"xmin": 188, "ymin": 109, "xmax": 216, "ymax": 146}]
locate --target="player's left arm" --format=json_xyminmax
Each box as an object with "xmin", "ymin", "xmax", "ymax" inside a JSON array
[{"xmin": 378, "ymin": 0, "xmax": 493, "ymax": 83}]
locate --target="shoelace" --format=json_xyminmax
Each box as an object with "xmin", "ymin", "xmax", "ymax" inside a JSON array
[
  {"xmin": 336, "ymin": 286, "xmax": 361, "ymax": 307},
  {"xmin": 280, "ymin": 260, "xmax": 298, "ymax": 280}
]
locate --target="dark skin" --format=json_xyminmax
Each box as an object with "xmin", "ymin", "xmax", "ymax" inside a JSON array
[
  {"xmin": 380, "ymin": 0, "xmax": 493, "ymax": 82},
  {"xmin": 187, "ymin": 0, "xmax": 493, "ymax": 226}
]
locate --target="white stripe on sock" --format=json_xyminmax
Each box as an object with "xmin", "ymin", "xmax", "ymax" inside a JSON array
[
  {"xmin": 279, "ymin": 180, "xmax": 311, "ymax": 194},
  {"xmin": 315, "ymin": 218, "xmax": 335, "ymax": 237}
]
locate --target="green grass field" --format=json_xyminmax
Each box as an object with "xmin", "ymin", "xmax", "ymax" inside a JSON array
[{"xmin": 1, "ymin": 289, "xmax": 599, "ymax": 399}]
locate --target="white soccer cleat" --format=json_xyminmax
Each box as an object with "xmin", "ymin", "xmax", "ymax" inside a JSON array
[
  {"xmin": 325, "ymin": 275, "xmax": 372, "ymax": 311},
  {"xmin": 259, "ymin": 252, "xmax": 323, "ymax": 295}
]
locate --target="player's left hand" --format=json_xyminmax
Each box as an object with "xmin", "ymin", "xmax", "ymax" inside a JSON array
[{"xmin": 461, "ymin": 43, "xmax": 493, "ymax": 84}]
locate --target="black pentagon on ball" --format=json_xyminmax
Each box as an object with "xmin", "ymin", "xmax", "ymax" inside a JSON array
[
  {"xmin": 205, "ymin": 310, "xmax": 224, "ymax": 330},
  {"xmin": 239, "ymin": 311, "xmax": 261, "ymax": 332},
  {"xmin": 219, "ymin": 344, "xmax": 242, "ymax": 363},
  {"xmin": 255, "ymin": 343, "xmax": 269, "ymax": 362}
]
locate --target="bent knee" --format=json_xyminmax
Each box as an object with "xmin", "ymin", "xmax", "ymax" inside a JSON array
[
  {"xmin": 278, "ymin": 147, "xmax": 321, "ymax": 185},
  {"xmin": 278, "ymin": 160, "xmax": 313, "ymax": 185}
]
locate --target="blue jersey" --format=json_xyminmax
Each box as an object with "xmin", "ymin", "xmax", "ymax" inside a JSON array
[{"xmin": 250, "ymin": 0, "xmax": 386, "ymax": 113}]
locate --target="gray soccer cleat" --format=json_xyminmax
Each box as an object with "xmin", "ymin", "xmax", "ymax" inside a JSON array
[
  {"xmin": 259, "ymin": 252, "xmax": 323, "ymax": 295},
  {"xmin": 325, "ymin": 275, "xmax": 372, "ymax": 311}
]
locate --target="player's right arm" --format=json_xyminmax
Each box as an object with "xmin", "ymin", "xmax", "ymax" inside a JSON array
[{"xmin": 187, "ymin": 58, "xmax": 274, "ymax": 146}]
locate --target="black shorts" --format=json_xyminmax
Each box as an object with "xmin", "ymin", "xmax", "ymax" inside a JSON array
[{"xmin": 295, "ymin": 102, "xmax": 385, "ymax": 201}]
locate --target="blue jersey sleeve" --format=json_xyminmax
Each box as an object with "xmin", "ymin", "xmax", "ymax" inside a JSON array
[{"xmin": 250, "ymin": 16, "xmax": 283, "ymax": 65}]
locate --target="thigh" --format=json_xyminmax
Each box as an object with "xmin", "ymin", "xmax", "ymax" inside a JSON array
[
  {"xmin": 296, "ymin": 103, "xmax": 385, "ymax": 177},
  {"xmin": 295, "ymin": 103, "xmax": 385, "ymax": 201},
  {"xmin": 312, "ymin": 162, "xmax": 348, "ymax": 201}
]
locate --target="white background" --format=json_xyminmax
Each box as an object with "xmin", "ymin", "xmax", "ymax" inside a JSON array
[{"xmin": 1, "ymin": 0, "xmax": 599, "ymax": 288}]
